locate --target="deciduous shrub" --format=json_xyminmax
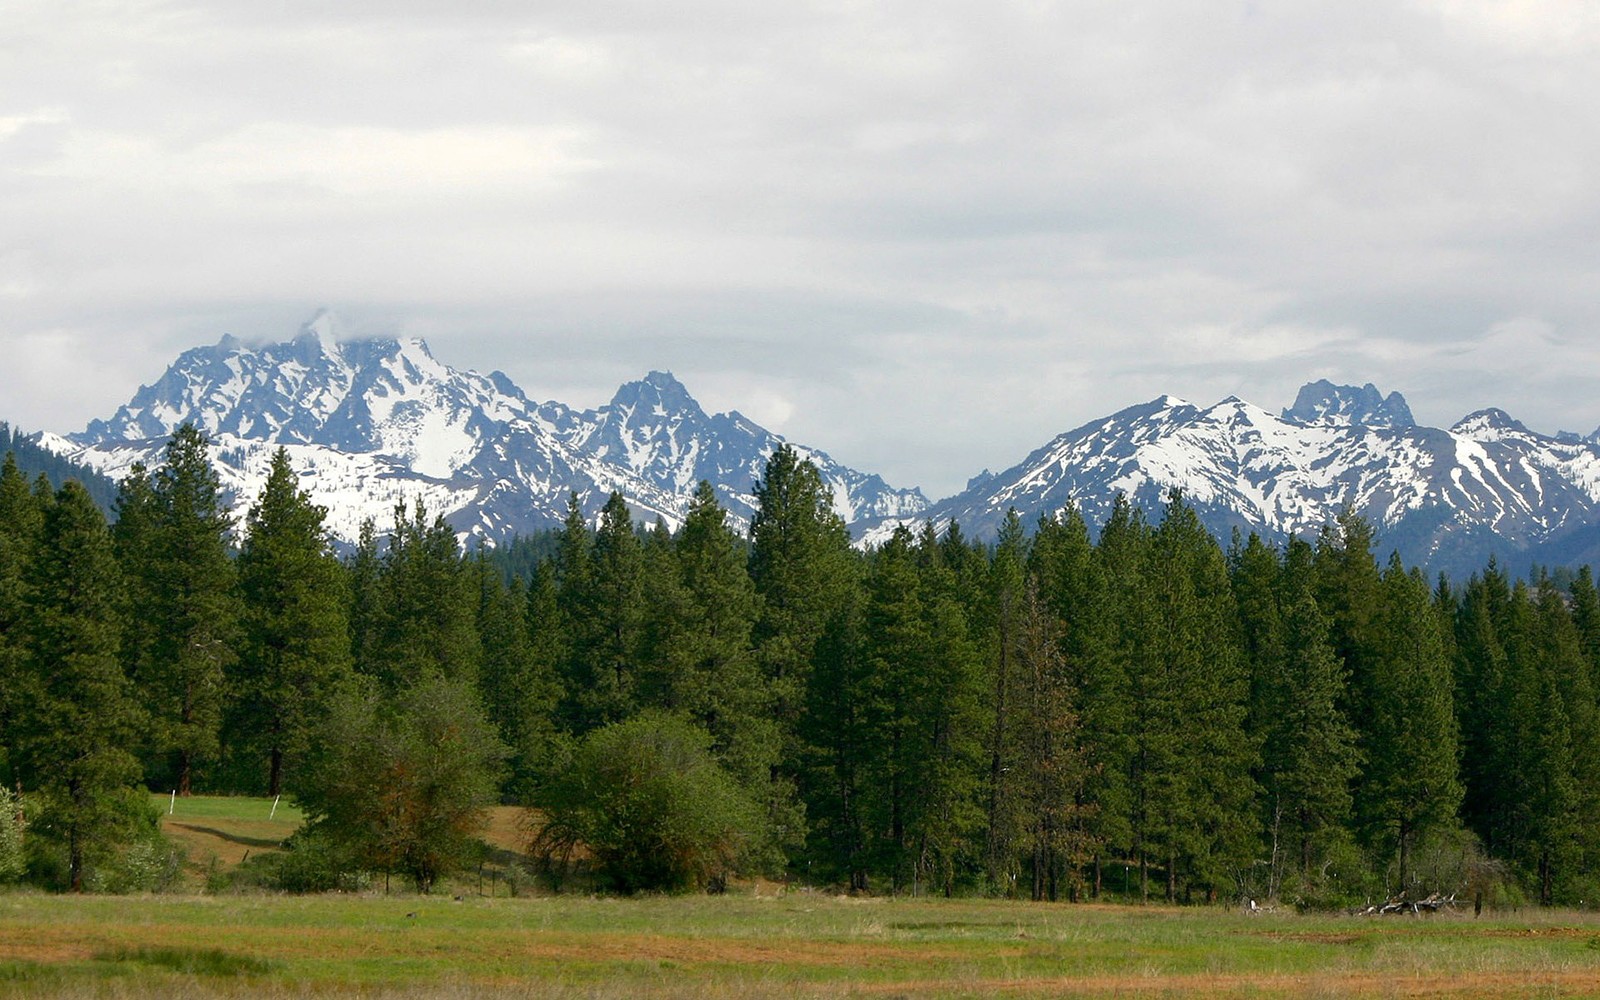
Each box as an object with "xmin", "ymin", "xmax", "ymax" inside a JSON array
[{"xmin": 532, "ymin": 711, "xmax": 768, "ymax": 893}]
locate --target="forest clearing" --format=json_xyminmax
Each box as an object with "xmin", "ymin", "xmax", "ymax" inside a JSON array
[
  {"xmin": 0, "ymin": 797, "xmax": 1596, "ymax": 999},
  {"xmin": 4, "ymin": 889, "xmax": 1600, "ymax": 998}
]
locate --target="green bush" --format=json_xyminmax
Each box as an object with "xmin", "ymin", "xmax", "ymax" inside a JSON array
[
  {"xmin": 229, "ymin": 830, "xmax": 370, "ymax": 894},
  {"xmin": 0, "ymin": 788, "xmax": 22, "ymax": 884},
  {"xmin": 533, "ymin": 711, "xmax": 769, "ymax": 894}
]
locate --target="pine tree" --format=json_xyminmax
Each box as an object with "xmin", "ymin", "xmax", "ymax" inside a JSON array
[
  {"xmin": 981, "ymin": 509, "xmax": 1029, "ymax": 893},
  {"xmin": 370, "ymin": 500, "xmax": 481, "ymax": 688},
  {"xmin": 665, "ymin": 483, "xmax": 775, "ymax": 794},
  {"xmin": 346, "ymin": 517, "xmax": 385, "ymax": 675},
  {"xmin": 749, "ymin": 445, "xmax": 854, "ymax": 757},
  {"xmin": 1314, "ymin": 511, "xmax": 1384, "ymax": 738},
  {"xmin": 138, "ymin": 425, "xmax": 239, "ymax": 795},
  {"xmin": 909, "ymin": 526, "xmax": 986, "ymax": 896},
  {"xmin": 0, "ymin": 453, "xmax": 46, "ymax": 786},
  {"xmin": 1533, "ymin": 580, "xmax": 1600, "ymax": 903},
  {"xmin": 15, "ymin": 482, "xmax": 146, "ymax": 891},
  {"xmin": 1359, "ymin": 557, "xmax": 1462, "ymax": 892},
  {"xmin": 1096, "ymin": 494, "xmax": 1156, "ymax": 899},
  {"xmin": 1453, "ymin": 563, "xmax": 1512, "ymax": 850},
  {"xmin": 232, "ymin": 448, "xmax": 353, "ymax": 796},
  {"xmin": 476, "ymin": 552, "xmax": 560, "ymax": 799},
  {"xmin": 1014, "ymin": 579, "xmax": 1093, "ymax": 900},
  {"xmin": 563, "ymin": 492, "xmax": 645, "ymax": 729},
  {"xmin": 1273, "ymin": 574, "xmax": 1359, "ymax": 884},
  {"xmin": 1031, "ymin": 503, "xmax": 1123, "ymax": 897},
  {"xmin": 1142, "ymin": 492, "xmax": 1256, "ymax": 903}
]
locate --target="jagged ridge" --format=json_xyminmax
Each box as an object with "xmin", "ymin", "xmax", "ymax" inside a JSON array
[{"xmin": 45, "ymin": 313, "xmax": 929, "ymax": 546}]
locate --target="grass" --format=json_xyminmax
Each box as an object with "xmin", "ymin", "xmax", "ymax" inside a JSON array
[
  {"xmin": 97, "ymin": 798, "xmax": 1600, "ymax": 996},
  {"xmin": 153, "ymin": 794, "xmax": 528, "ymax": 878},
  {"xmin": 3, "ymin": 892, "xmax": 1600, "ymax": 997}
]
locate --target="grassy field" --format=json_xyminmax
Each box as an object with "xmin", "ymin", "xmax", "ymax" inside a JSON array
[
  {"xmin": 6, "ymin": 892, "xmax": 1600, "ymax": 997},
  {"xmin": 0, "ymin": 797, "xmax": 1575, "ymax": 996}
]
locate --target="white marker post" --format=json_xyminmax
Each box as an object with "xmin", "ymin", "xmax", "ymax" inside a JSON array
[
  {"xmin": 168, "ymin": 790, "xmax": 176, "ymax": 815},
  {"xmin": 269, "ymin": 794, "xmax": 281, "ymax": 820}
]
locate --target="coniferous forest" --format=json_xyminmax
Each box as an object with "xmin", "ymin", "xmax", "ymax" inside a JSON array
[{"xmin": 5, "ymin": 426, "xmax": 1600, "ymax": 909}]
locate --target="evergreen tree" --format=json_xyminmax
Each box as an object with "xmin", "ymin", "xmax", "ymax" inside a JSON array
[
  {"xmin": 506, "ymin": 561, "xmax": 568, "ymax": 795},
  {"xmin": 749, "ymin": 445, "xmax": 854, "ymax": 761},
  {"xmin": 346, "ymin": 517, "xmax": 385, "ymax": 675},
  {"xmin": 1095, "ymin": 494, "xmax": 1155, "ymax": 899},
  {"xmin": 663, "ymin": 483, "xmax": 776, "ymax": 795},
  {"xmin": 981, "ymin": 509, "xmax": 1029, "ymax": 894},
  {"xmin": 370, "ymin": 500, "xmax": 481, "ymax": 688},
  {"xmin": 1031, "ymin": 504, "xmax": 1123, "ymax": 897},
  {"xmin": 563, "ymin": 492, "xmax": 645, "ymax": 729},
  {"xmin": 138, "ymin": 425, "xmax": 239, "ymax": 794},
  {"xmin": 1273, "ymin": 575, "xmax": 1359, "ymax": 885},
  {"xmin": 1314, "ymin": 512, "xmax": 1384, "ymax": 738},
  {"xmin": 476, "ymin": 553, "xmax": 561, "ymax": 799},
  {"xmin": 1359, "ymin": 557, "xmax": 1462, "ymax": 892},
  {"xmin": 1141, "ymin": 492, "xmax": 1256, "ymax": 903},
  {"xmin": 15, "ymin": 482, "xmax": 146, "ymax": 891},
  {"xmin": 232, "ymin": 448, "xmax": 353, "ymax": 796},
  {"xmin": 1014, "ymin": 579, "xmax": 1093, "ymax": 900},
  {"xmin": 0, "ymin": 453, "xmax": 46, "ymax": 786}
]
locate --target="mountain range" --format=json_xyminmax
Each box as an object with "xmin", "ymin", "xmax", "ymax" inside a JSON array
[
  {"xmin": 28, "ymin": 314, "xmax": 1600, "ymax": 577},
  {"xmin": 37, "ymin": 312, "xmax": 928, "ymax": 546}
]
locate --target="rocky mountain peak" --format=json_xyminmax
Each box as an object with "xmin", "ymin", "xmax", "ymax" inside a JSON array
[
  {"xmin": 1451, "ymin": 408, "xmax": 1533, "ymax": 440},
  {"xmin": 608, "ymin": 370, "xmax": 704, "ymax": 421},
  {"xmin": 1282, "ymin": 380, "xmax": 1415, "ymax": 428}
]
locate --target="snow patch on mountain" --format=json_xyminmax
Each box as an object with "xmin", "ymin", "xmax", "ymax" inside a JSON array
[
  {"xmin": 47, "ymin": 316, "xmax": 928, "ymax": 547},
  {"xmin": 861, "ymin": 381, "xmax": 1600, "ymax": 575}
]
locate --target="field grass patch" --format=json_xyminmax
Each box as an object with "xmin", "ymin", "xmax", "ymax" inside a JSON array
[{"xmin": 95, "ymin": 945, "xmax": 280, "ymax": 977}]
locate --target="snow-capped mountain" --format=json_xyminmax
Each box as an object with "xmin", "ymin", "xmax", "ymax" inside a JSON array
[
  {"xmin": 35, "ymin": 310, "xmax": 1600, "ymax": 575},
  {"xmin": 43, "ymin": 313, "xmax": 928, "ymax": 545},
  {"xmin": 540, "ymin": 371, "xmax": 925, "ymax": 527},
  {"xmin": 861, "ymin": 385, "xmax": 1600, "ymax": 577}
]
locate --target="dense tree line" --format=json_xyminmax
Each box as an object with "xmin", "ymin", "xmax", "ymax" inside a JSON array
[{"xmin": 3, "ymin": 427, "xmax": 1600, "ymax": 906}]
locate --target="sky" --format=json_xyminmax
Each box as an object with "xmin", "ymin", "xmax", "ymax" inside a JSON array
[{"xmin": 4, "ymin": 1, "xmax": 1600, "ymax": 500}]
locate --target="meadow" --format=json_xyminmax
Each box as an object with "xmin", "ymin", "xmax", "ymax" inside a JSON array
[{"xmin": 1, "ymin": 796, "xmax": 1598, "ymax": 998}]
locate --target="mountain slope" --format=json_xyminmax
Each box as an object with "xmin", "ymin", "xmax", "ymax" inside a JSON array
[
  {"xmin": 44, "ymin": 314, "xmax": 927, "ymax": 545},
  {"xmin": 862, "ymin": 386, "xmax": 1600, "ymax": 577}
]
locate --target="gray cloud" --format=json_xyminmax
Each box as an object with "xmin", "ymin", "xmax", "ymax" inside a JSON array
[{"xmin": 4, "ymin": 0, "xmax": 1600, "ymax": 497}]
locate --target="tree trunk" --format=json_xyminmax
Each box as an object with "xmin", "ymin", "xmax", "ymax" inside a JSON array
[{"xmin": 268, "ymin": 747, "xmax": 284, "ymax": 798}]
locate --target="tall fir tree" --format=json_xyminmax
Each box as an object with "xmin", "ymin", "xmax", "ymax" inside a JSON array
[
  {"xmin": 562, "ymin": 492, "xmax": 646, "ymax": 729},
  {"xmin": 1358, "ymin": 557, "xmax": 1462, "ymax": 891},
  {"xmin": 0, "ymin": 453, "xmax": 46, "ymax": 786},
  {"xmin": 1013, "ymin": 578, "xmax": 1093, "ymax": 901},
  {"xmin": 370, "ymin": 500, "xmax": 481, "ymax": 688},
  {"xmin": 1095, "ymin": 493, "xmax": 1156, "ymax": 899},
  {"xmin": 749, "ymin": 445, "xmax": 855, "ymax": 767},
  {"xmin": 981, "ymin": 509, "xmax": 1029, "ymax": 894},
  {"xmin": 138, "ymin": 425, "xmax": 239, "ymax": 795},
  {"xmin": 1141, "ymin": 492, "xmax": 1256, "ymax": 903},
  {"xmin": 1273, "ymin": 571, "xmax": 1360, "ymax": 885},
  {"xmin": 232, "ymin": 448, "xmax": 353, "ymax": 796},
  {"xmin": 15, "ymin": 482, "xmax": 146, "ymax": 890}
]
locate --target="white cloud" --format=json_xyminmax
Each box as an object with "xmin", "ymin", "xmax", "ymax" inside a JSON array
[{"xmin": 4, "ymin": 0, "xmax": 1600, "ymax": 497}]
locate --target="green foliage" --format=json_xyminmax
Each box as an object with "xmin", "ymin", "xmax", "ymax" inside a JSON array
[
  {"xmin": 0, "ymin": 424, "xmax": 119, "ymax": 512},
  {"xmin": 16, "ymin": 480, "xmax": 148, "ymax": 891},
  {"xmin": 231, "ymin": 447, "xmax": 353, "ymax": 796},
  {"xmin": 229, "ymin": 828, "xmax": 371, "ymax": 894},
  {"xmin": 126, "ymin": 426, "xmax": 240, "ymax": 793},
  {"xmin": 0, "ymin": 786, "xmax": 23, "ymax": 883},
  {"xmin": 295, "ymin": 675, "xmax": 506, "ymax": 893},
  {"xmin": 364, "ymin": 501, "xmax": 482, "ymax": 689},
  {"xmin": 534, "ymin": 711, "xmax": 769, "ymax": 893}
]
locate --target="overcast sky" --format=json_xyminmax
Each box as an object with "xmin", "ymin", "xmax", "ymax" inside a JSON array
[{"xmin": 4, "ymin": 1, "xmax": 1600, "ymax": 498}]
